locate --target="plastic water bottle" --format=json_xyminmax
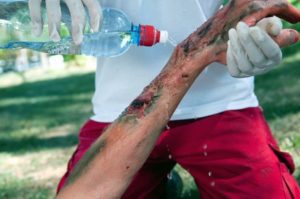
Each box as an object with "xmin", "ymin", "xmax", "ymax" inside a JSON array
[{"xmin": 0, "ymin": 1, "xmax": 168, "ymax": 57}]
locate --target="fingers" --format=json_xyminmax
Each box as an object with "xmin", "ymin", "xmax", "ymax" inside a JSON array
[
  {"xmin": 227, "ymin": 41, "xmax": 266, "ymax": 78},
  {"xmin": 227, "ymin": 20, "xmax": 287, "ymax": 78},
  {"xmin": 277, "ymin": 3, "xmax": 300, "ymax": 24},
  {"xmin": 241, "ymin": 3, "xmax": 300, "ymax": 27},
  {"xmin": 46, "ymin": 0, "xmax": 62, "ymax": 42},
  {"xmin": 227, "ymin": 41, "xmax": 270, "ymax": 78},
  {"xmin": 228, "ymin": 22, "xmax": 298, "ymax": 78},
  {"xmin": 64, "ymin": 0, "xmax": 86, "ymax": 45},
  {"xmin": 228, "ymin": 28, "xmax": 253, "ymax": 73},
  {"xmin": 236, "ymin": 22, "xmax": 266, "ymax": 69},
  {"xmin": 28, "ymin": 0, "xmax": 43, "ymax": 36},
  {"xmin": 256, "ymin": 16, "xmax": 282, "ymax": 36},
  {"xmin": 227, "ymin": 41, "xmax": 241, "ymax": 77},
  {"xmin": 250, "ymin": 27, "xmax": 282, "ymax": 64},
  {"xmin": 82, "ymin": 0, "xmax": 102, "ymax": 32},
  {"xmin": 272, "ymin": 29, "xmax": 300, "ymax": 48},
  {"xmin": 250, "ymin": 67, "xmax": 272, "ymax": 76}
]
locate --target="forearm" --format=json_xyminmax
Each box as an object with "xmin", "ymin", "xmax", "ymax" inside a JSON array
[
  {"xmin": 57, "ymin": 1, "xmax": 300, "ymax": 198},
  {"xmin": 57, "ymin": 43, "xmax": 212, "ymax": 199}
]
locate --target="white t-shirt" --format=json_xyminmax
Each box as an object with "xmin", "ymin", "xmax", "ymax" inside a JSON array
[{"xmin": 91, "ymin": 0, "xmax": 259, "ymax": 122}]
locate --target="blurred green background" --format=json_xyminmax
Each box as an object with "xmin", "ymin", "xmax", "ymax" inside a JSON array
[{"xmin": 1, "ymin": 1, "xmax": 300, "ymax": 198}]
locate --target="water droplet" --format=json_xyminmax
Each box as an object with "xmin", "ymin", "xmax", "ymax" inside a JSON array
[
  {"xmin": 167, "ymin": 173, "xmax": 172, "ymax": 180},
  {"xmin": 168, "ymin": 154, "xmax": 172, "ymax": 159},
  {"xmin": 210, "ymin": 181, "xmax": 215, "ymax": 187},
  {"xmin": 203, "ymin": 152, "xmax": 208, "ymax": 156},
  {"xmin": 208, "ymin": 171, "xmax": 212, "ymax": 177},
  {"xmin": 166, "ymin": 125, "xmax": 170, "ymax": 130},
  {"xmin": 203, "ymin": 144, "xmax": 208, "ymax": 149}
]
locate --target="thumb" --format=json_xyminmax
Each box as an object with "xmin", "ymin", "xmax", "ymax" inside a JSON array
[
  {"xmin": 256, "ymin": 16, "xmax": 282, "ymax": 36},
  {"xmin": 272, "ymin": 29, "xmax": 300, "ymax": 48}
]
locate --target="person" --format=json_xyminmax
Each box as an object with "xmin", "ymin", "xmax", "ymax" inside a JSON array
[{"xmin": 29, "ymin": 0, "xmax": 300, "ymax": 198}]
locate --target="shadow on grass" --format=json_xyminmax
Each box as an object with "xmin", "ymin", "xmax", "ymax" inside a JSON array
[
  {"xmin": 0, "ymin": 97, "xmax": 91, "ymax": 134},
  {"xmin": 255, "ymin": 56, "xmax": 300, "ymax": 121},
  {"xmin": 0, "ymin": 72, "xmax": 94, "ymax": 138},
  {"xmin": 0, "ymin": 134, "xmax": 77, "ymax": 154},
  {"xmin": 0, "ymin": 174, "xmax": 54, "ymax": 199},
  {"xmin": 0, "ymin": 72, "xmax": 94, "ymax": 100}
]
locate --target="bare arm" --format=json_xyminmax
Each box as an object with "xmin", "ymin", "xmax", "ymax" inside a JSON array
[{"xmin": 57, "ymin": 1, "xmax": 300, "ymax": 198}]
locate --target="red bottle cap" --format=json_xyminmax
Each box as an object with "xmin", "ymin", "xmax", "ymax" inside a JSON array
[{"xmin": 139, "ymin": 25, "xmax": 161, "ymax": 46}]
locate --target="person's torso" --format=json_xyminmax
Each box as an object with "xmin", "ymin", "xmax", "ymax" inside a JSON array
[{"xmin": 92, "ymin": 0, "xmax": 258, "ymax": 122}]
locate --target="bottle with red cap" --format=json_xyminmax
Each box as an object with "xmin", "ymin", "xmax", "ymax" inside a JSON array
[
  {"xmin": 0, "ymin": 3, "xmax": 169, "ymax": 57},
  {"xmin": 80, "ymin": 8, "xmax": 169, "ymax": 57}
]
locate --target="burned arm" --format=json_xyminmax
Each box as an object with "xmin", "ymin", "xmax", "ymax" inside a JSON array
[{"xmin": 57, "ymin": 1, "xmax": 300, "ymax": 198}]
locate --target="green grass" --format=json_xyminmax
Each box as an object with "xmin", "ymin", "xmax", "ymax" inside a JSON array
[
  {"xmin": 0, "ymin": 53, "xmax": 300, "ymax": 198},
  {"xmin": 0, "ymin": 66, "xmax": 95, "ymax": 198}
]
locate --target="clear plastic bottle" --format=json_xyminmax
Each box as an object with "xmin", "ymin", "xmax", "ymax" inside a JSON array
[{"xmin": 0, "ymin": 1, "xmax": 168, "ymax": 57}]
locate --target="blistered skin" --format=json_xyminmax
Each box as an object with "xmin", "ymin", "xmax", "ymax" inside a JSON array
[{"xmin": 57, "ymin": 1, "xmax": 300, "ymax": 198}]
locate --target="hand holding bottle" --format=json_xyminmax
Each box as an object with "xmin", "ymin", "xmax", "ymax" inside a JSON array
[{"xmin": 28, "ymin": 0, "xmax": 102, "ymax": 45}]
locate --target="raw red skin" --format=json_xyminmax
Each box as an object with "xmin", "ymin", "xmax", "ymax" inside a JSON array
[{"xmin": 57, "ymin": 1, "xmax": 300, "ymax": 198}]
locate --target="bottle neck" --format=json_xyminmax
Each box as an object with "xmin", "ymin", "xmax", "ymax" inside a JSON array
[
  {"xmin": 130, "ymin": 24, "xmax": 162, "ymax": 47},
  {"xmin": 130, "ymin": 24, "xmax": 140, "ymax": 46}
]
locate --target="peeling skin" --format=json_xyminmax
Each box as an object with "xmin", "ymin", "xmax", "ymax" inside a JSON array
[
  {"xmin": 182, "ymin": 73, "xmax": 189, "ymax": 78},
  {"xmin": 57, "ymin": 1, "xmax": 300, "ymax": 198},
  {"xmin": 121, "ymin": 94, "xmax": 159, "ymax": 119},
  {"xmin": 182, "ymin": 40, "xmax": 192, "ymax": 55},
  {"xmin": 229, "ymin": 0, "xmax": 236, "ymax": 8},
  {"xmin": 118, "ymin": 85, "xmax": 163, "ymax": 122},
  {"xmin": 178, "ymin": 0, "xmax": 299, "ymax": 62},
  {"xmin": 249, "ymin": 3, "xmax": 264, "ymax": 13},
  {"xmin": 275, "ymin": 2, "xmax": 289, "ymax": 9},
  {"xmin": 197, "ymin": 21, "xmax": 213, "ymax": 38}
]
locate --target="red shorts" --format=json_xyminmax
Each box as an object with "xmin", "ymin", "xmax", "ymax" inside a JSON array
[{"xmin": 57, "ymin": 107, "xmax": 300, "ymax": 198}]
